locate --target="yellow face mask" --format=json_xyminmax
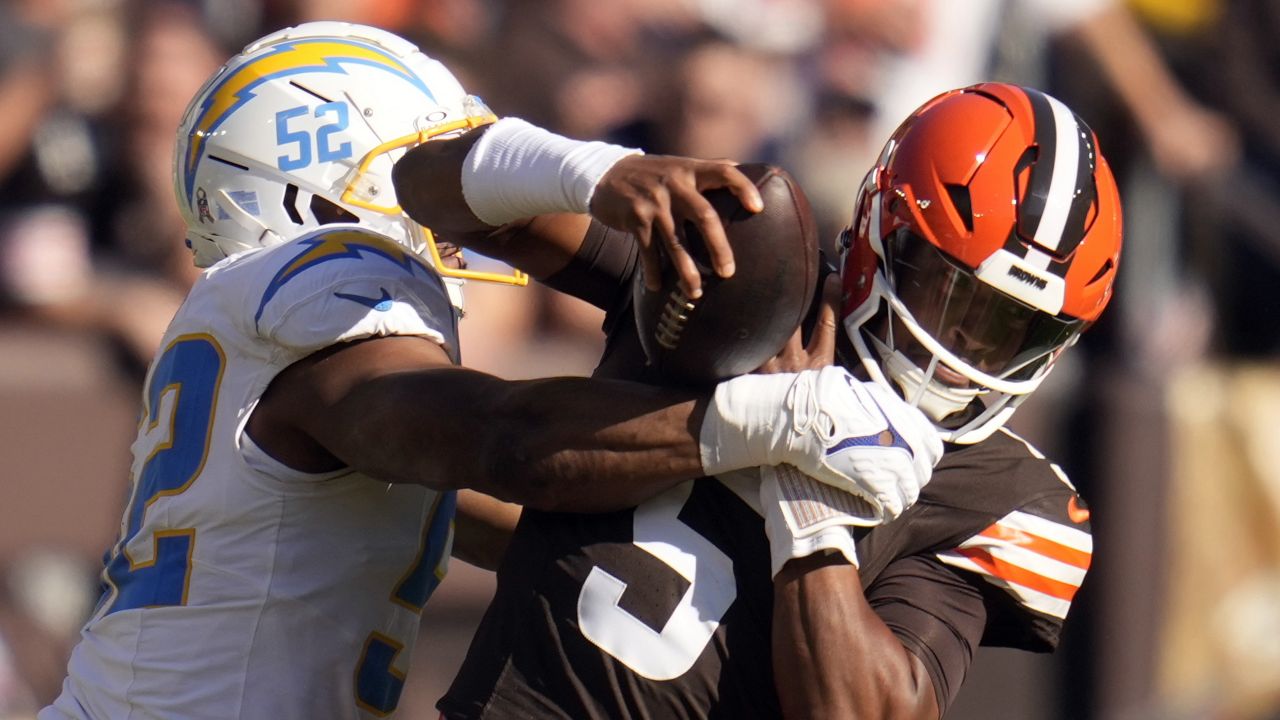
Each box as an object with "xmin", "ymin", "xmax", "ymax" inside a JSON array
[{"xmin": 339, "ymin": 100, "xmax": 530, "ymax": 287}]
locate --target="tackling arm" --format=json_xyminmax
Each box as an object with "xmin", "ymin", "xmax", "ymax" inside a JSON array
[
  {"xmin": 249, "ymin": 334, "xmax": 707, "ymax": 513},
  {"xmin": 251, "ymin": 328, "xmax": 930, "ymax": 518},
  {"xmin": 392, "ymin": 125, "xmax": 595, "ymax": 281}
]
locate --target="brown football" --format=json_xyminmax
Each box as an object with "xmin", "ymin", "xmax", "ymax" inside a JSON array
[{"xmin": 632, "ymin": 163, "xmax": 820, "ymax": 386}]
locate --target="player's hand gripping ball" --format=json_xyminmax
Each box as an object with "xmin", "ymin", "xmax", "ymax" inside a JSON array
[{"xmin": 632, "ymin": 163, "xmax": 820, "ymax": 386}]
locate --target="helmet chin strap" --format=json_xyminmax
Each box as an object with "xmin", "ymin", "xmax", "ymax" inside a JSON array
[
  {"xmin": 442, "ymin": 277, "xmax": 466, "ymax": 315},
  {"xmin": 849, "ymin": 307, "xmax": 1014, "ymax": 444},
  {"xmin": 868, "ymin": 331, "xmax": 1028, "ymax": 445}
]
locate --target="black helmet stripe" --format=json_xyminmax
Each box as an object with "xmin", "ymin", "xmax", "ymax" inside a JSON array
[
  {"xmin": 1018, "ymin": 87, "xmax": 1095, "ymax": 257},
  {"xmin": 1060, "ymin": 117, "xmax": 1098, "ymax": 256}
]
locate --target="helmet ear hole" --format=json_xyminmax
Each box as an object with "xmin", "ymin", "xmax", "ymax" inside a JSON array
[
  {"xmin": 282, "ymin": 184, "xmax": 305, "ymax": 225},
  {"xmin": 944, "ymin": 184, "xmax": 973, "ymax": 233},
  {"xmin": 311, "ymin": 194, "xmax": 359, "ymax": 225},
  {"xmin": 1087, "ymin": 257, "xmax": 1114, "ymax": 285}
]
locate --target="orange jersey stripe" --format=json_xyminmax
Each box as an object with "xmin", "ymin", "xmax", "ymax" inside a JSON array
[
  {"xmin": 978, "ymin": 524, "xmax": 1092, "ymax": 570},
  {"xmin": 956, "ymin": 547, "xmax": 1082, "ymax": 602}
]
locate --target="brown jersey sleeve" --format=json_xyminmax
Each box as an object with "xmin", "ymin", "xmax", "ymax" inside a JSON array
[
  {"xmin": 865, "ymin": 554, "xmax": 989, "ymax": 716},
  {"xmin": 931, "ymin": 489, "xmax": 1093, "ymax": 651},
  {"xmin": 541, "ymin": 220, "xmax": 639, "ymax": 314}
]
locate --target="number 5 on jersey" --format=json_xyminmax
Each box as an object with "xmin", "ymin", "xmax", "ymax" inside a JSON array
[{"xmin": 577, "ymin": 483, "xmax": 736, "ymax": 680}]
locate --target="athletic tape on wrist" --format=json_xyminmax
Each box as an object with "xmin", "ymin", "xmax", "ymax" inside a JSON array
[
  {"xmin": 460, "ymin": 117, "xmax": 643, "ymax": 226},
  {"xmin": 761, "ymin": 470, "xmax": 861, "ymax": 577}
]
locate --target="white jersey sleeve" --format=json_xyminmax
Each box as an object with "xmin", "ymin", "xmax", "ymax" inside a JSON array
[{"xmin": 248, "ymin": 227, "xmax": 460, "ymax": 363}]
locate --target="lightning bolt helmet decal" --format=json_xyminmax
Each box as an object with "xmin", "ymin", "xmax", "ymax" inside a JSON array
[
  {"xmin": 172, "ymin": 21, "xmax": 527, "ymax": 289},
  {"xmin": 181, "ymin": 37, "xmax": 435, "ymax": 206}
]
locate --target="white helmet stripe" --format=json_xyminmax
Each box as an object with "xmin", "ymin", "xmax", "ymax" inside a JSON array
[{"xmin": 1031, "ymin": 94, "xmax": 1083, "ymax": 253}]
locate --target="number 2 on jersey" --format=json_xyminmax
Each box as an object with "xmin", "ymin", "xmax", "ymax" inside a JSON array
[
  {"xmin": 577, "ymin": 483, "xmax": 736, "ymax": 680},
  {"xmin": 103, "ymin": 334, "xmax": 224, "ymax": 615},
  {"xmin": 354, "ymin": 490, "xmax": 457, "ymax": 716}
]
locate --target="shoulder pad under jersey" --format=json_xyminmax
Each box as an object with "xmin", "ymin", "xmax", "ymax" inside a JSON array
[
  {"xmin": 934, "ymin": 490, "xmax": 1092, "ymax": 623},
  {"xmin": 249, "ymin": 227, "xmax": 458, "ymax": 360},
  {"xmin": 930, "ymin": 430, "xmax": 1092, "ymax": 638}
]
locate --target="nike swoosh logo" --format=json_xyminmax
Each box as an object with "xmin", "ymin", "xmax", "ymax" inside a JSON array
[
  {"xmin": 826, "ymin": 425, "xmax": 911, "ymax": 457},
  {"xmin": 827, "ymin": 376, "xmax": 913, "ymax": 458},
  {"xmin": 1067, "ymin": 495, "xmax": 1091, "ymax": 524},
  {"xmin": 334, "ymin": 288, "xmax": 394, "ymax": 312}
]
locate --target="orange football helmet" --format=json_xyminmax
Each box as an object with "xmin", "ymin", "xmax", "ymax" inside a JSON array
[{"xmin": 840, "ymin": 83, "xmax": 1122, "ymax": 443}]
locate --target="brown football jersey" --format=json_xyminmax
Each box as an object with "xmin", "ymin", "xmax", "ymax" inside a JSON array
[{"xmin": 438, "ymin": 225, "xmax": 1092, "ymax": 719}]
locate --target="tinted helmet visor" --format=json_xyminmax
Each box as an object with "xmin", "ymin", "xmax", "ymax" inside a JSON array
[{"xmin": 881, "ymin": 229, "xmax": 1086, "ymax": 383}]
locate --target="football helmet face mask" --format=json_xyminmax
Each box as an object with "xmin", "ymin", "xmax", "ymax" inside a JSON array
[
  {"xmin": 840, "ymin": 83, "xmax": 1122, "ymax": 444},
  {"xmin": 172, "ymin": 21, "xmax": 527, "ymax": 292}
]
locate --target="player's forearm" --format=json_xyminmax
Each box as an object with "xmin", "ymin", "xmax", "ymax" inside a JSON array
[
  {"xmin": 393, "ymin": 128, "xmax": 592, "ymax": 281},
  {"xmin": 773, "ymin": 554, "xmax": 939, "ymax": 720},
  {"xmin": 457, "ymin": 213, "xmax": 593, "ymax": 283},
  {"xmin": 393, "ymin": 126, "xmax": 491, "ymax": 233},
  {"xmin": 289, "ymin": 337, "xmax": 862, "ymax": 513},
  {"xmin": 326, "ymin": 367, "xmax": 707, "ymax": 511}
]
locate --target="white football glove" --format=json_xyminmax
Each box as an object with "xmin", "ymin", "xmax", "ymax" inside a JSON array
[{"xmin": 700, "ymin": 366, "xmax": 942, "ymax": 524}]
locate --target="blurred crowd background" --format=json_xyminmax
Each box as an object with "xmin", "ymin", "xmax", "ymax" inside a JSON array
[{"xmin": 1, "ymin": 0, "xmax": 1278, "ymax": 718}]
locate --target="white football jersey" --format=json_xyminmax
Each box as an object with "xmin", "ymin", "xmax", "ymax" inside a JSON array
[{"xmin": 44, "ymin": 227, "xmax": 460, "ymax": 720}]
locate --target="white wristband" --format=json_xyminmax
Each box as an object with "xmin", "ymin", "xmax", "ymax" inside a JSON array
[{"xmin": 460, "ymin": 117, "xmax": 643, "ymax": 226}]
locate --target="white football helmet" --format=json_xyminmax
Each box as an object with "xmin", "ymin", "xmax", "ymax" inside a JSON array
[{"xmin": 172, "ymin": 21, "xmax": 526, "ymax": 288}]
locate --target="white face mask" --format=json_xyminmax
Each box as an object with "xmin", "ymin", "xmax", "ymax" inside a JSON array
[{"xmin": 876, "ymin": 338, "xmax": 981, "ymax": 422}]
